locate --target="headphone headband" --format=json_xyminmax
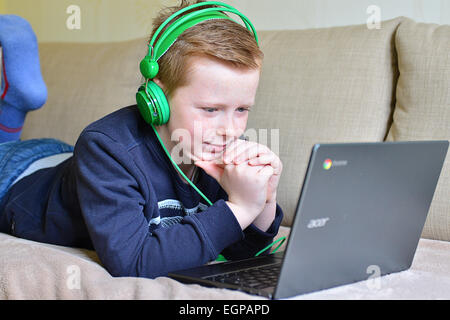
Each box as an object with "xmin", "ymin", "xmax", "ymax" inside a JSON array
[{"xmin": 147, "ymin": 1, "xmax": 259, "ymax": 63}]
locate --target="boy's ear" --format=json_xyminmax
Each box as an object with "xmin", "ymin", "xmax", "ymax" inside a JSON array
[{"xmin": 153, "ymin": 78, "xmax": 165, "ymax": 90}]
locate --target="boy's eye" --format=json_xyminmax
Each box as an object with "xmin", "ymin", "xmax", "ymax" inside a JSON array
[
  {"xmin": 201, "ymin": 107, "xmax": 250, "ymax": 113},
  {"xmin": 237, "ymin": 107, "xmax": 250, "ymax": 113}
]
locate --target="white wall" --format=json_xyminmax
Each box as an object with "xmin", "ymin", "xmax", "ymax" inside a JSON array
[
  {"xmin": 227, "ymin": 0, "xmax": 450, "ymax": 30},
  {"xmin": 0, "ymin": 0, "xmax": 449, "ymax": 42}
]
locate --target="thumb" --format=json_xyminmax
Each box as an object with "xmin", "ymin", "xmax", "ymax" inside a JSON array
[{"xmin": 195, "ymin": 160, "xmax": 224, "ymax": 182}]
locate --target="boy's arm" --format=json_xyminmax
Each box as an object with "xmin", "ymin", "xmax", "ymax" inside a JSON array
[{"xmin": 74, "ymin": 131, "xmax": 245, "ymax": 278}]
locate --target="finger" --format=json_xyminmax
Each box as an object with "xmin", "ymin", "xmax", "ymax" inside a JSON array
[
  {"xmin": 224, "ymin": 141, "xmax": 269, "ymax": 164},
  {"xmin": 257, "ymin": 165, "xmax": 275, "ymax": 178},
  {"xmin": 249, "ymin": 154, "xmax": 282, "ymax": 173},
  {"xmin": 234, "ymin": 159, "xmax": 259, "ymax": 172},
  {"xmin": 233, "ymin": 144, "xmax": 271, "ymax": 165},
  {"xmin": 222, "ymin": 139, "xmax": 247, "ymax": 163},
  {"xmin": 232, "ymin": 160, "xmax": 263, "ymax": 178},
  {"xmin": 248, "ymin": 153, "xmax": 275, "ymax": 165},
  {"xmin": 194, "ymin": 161, "xmax": 224, "ymax": 181}
]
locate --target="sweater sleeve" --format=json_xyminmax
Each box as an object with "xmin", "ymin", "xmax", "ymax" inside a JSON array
[
  {"xmin": 221, "ymin": 203, "xmax": 284, "ymax": 260},
  {"xmin": 73, "ymin": 130, "xmax": 243, "ymax": 278}
]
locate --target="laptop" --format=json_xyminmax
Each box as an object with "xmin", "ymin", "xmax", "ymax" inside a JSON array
[{"xmin": 169, "ymin": 140, "xmax": 449, "ymax": 299}]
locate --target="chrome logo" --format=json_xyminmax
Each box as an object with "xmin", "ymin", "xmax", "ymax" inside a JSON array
[{"xmin": 323, "ymin": 159, "xmax": 332, "ymax": 170}]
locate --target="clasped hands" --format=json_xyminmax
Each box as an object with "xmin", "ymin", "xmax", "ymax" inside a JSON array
[{"xmin": 194, "ymin": 139, "xmax": 282, "ymax": 212}]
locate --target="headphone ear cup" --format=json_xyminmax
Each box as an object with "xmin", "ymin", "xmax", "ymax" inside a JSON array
[
  {"xmin": 147, "ymin": 81, "xmax": 170, "ymax": 125},
  {"xmin": 136, "ymin": 88, "xmax": 154, "ymax": 125},
  {"xmin": 136, "ymin": 81, "xmax": 170, "ymax": 126}
]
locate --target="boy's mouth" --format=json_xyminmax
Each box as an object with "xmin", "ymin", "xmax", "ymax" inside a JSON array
[{"xmin": 203, "ymin": 142, "xmax": 226, "ymax": 152}]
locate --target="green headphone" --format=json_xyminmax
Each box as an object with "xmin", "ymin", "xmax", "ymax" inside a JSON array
[{"xmin": 136, "ymin": 1, "xmax": 259, "ymax": 127}]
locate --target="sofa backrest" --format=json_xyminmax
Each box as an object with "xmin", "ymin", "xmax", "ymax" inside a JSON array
[
  {"xmin": 21, "ymin": 17, "xmax": 450, "ymax": 241},
  {"xmin": 249, "ymin": 17, "xmax": 403, "ymax": 226},
  {"xmin": 385, "ymin": 18, "xmax": 450, "ymax": 241},
  {"xmin": 22, "ymin": 38, "xmax": 147, "ymax": 145}
]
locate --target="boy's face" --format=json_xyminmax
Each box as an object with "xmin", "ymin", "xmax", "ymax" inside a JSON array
[{"xmin": 155, "ymin": 55, "xmax": 261, "ymax": 164}]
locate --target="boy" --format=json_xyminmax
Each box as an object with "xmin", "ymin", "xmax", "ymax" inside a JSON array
[{"xmin": 0, "ymin": 0, "xmax": 283, "ymax": 278}]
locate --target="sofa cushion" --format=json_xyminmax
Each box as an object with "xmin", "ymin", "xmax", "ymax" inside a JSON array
[
  {"xmin": 249, "ymin": 18, "xmax": 403, "ymax": 226},
  {"xmin": 21, "ymin": 38, "xmax": 148, "ymax": 145},
  {"xmin": 385, "ymin": 19, "xmax": 450, "ymax": 241}
]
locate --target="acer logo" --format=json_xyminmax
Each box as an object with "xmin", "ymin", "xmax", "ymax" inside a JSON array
[{"xmin": 307, "ymin": 218, "xmax": 330, "ymax": 229}]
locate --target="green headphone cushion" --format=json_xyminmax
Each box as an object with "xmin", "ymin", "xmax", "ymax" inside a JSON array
[
  {"xmin": 136, "ymin": 82, "xmax": 170, "ymax": 126},
  {"xmin": 148, "ymin": 81, "xmax": 170, "ymax": 125}
]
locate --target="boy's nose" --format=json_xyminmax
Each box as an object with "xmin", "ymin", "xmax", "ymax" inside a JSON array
[{"xmin": 216, "ymin": 121, "xmax": 238, "ymax": 140}]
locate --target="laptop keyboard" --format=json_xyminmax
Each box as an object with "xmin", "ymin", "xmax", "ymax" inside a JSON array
[{"xmin": 203, "ymin": 263, "xmax": 281, "ymax": 290}]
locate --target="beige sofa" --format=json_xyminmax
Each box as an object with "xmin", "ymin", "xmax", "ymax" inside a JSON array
[{"xmin": 1, "ymin": 17, "xmax": 449, "ymax": 299}]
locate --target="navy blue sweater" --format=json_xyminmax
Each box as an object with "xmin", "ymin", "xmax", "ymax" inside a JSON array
[{"xmin": 0, "ymin": 105, "xmax": 283, "ymax": 278}]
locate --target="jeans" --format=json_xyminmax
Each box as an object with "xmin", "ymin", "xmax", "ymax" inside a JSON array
[{"xmin": 0, "ymin": 139, "xmax": 74, "ymax": 205}]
